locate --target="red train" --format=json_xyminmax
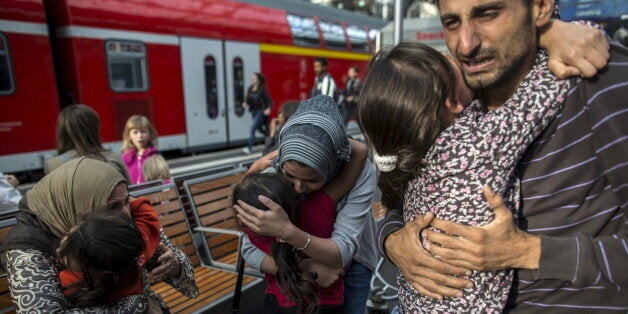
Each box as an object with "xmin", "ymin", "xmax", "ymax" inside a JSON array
[{"xmin": 0, "ymin": 0, "xmax": 384, "ymax": 174}]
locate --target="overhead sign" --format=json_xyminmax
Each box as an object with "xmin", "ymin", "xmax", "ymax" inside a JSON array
[{"xmin": 559, "ymin": 0, "xmax": 628, "ymax": 21}]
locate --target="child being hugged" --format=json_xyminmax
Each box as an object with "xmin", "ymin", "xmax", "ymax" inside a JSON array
[
  {"xmin": 358, "ymin": 43, "xmax": 569, "ymax": 312},
  {"xmin": 233, "ymin": 172, "xmax": 334, "ymax": 314},
  {"xmin": 58, "ymin": 197, "xmax": 161, "ymax": 308},
  {"xmin": 121, "ymin": 115, "xmax": 159, "ymax": 184}
]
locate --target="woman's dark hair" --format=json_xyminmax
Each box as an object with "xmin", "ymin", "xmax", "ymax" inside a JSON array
[
  {"xmin": 358, "ymin": 42, "xmax": 456, "ymax": 211},
  {"xmin": 58, "ymin": 210, "xmax": 144, "ymax": 307},
  {"xmin": 253, "ymin": 72, "xmax": 267, "ymax": 90},
  {"xmin": 232, "ymin": 172, "xmax": 318, "ymax": 313},
  {"xmin": 56, "ymin": 104, "xmax": 107, "ymax": 160}
]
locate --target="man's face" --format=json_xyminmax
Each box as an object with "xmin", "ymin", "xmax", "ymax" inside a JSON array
[
  {"xmin": 281, "ymin": 160, "xmax": 326, "ymax": 197},
  {"xmin": 314, "ymin": 61, "xmax": 325, "ymax": 76},
  {"xmin": 348, "ymin": 68, "xmax": 358, "ymax": 79},
  {"xmin": 439, "ymin": 0, "xmax": 537, "ymax": 91}
]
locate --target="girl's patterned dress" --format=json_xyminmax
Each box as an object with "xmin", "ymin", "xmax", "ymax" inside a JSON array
[{"xmin": 398, "ymin": 50, "xmax": 570, "ymax": 313}]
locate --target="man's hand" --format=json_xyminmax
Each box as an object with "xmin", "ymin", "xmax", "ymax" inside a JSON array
[
  {"xmin": 541, "ymin": 19, "xmax": 609, "ymax": 78},
  {"xmin": 150, "ymin": 243, "xmax": 181, "ymax": 283},
  {"xmin": 300, "ymin": 258, "xmax": 343, "ymax": 288},
  {"xmin": 425, "ymin": 187, "xmax": 541, "ymax": 271},
  {"xmin": 385, "ymin": 212, "xmax": 471, "ymax": 299}
]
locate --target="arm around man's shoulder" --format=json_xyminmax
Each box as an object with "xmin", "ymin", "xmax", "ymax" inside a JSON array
[{"xmin": 330, "ymin": 160, "xmax": 376, "ymax": 266}]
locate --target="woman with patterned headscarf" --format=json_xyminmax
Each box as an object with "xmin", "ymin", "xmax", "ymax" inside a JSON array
[
  {"xmin": 0, "ymin": 157, "xmax": 198, "ymax": 312},
  {"xmin": 236, "ymin": 95, "xmax": 378, "ymax": 314}
]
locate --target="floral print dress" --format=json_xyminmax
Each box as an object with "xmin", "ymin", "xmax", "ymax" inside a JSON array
[{"xmin": 398, "ymin": 51, "xmax": 570, "ymax": 313}]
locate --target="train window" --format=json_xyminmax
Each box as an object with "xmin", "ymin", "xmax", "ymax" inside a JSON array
[
  {"xmin": 0, "ymin": 33, "xmax": 15, "ymax": 95},
  {"xmin": 204, "ymin": 55, "xmax": 219, "ymax": 119},
  {"xmin": 346, "ymin": 25, "xmax": 369, "ymax": 52},
  {"xmin": 319, "ymin": 20, "xmax": 347, "ymax": 50},
  {"xmin": 233, "ymin": 57, "xmax": 245, "ymax": 117},
  {"xmin": 287, "ymin": 15, "xmax": 320, "ymax": 47},
  {"xmin": 106, "ymin": 40, "xmax": 148, "ymax": 92}
]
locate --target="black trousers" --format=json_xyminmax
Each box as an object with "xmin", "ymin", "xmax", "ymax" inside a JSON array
[{"xmin": 241, "ymin": 294, "xmax": 344, "ymax": 314}]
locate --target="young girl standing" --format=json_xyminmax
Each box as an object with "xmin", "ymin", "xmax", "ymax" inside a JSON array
[{"xmin": 121, "ymin": 115, "xmax": 159, "ymax": 184}]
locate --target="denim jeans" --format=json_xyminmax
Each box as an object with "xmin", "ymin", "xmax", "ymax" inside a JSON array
[
  {"xmin": 344, "ymin": 261, "xmax": 373, "ymax": 314},
  {"xmin": 248, "ymin": 110, "xmax": 267, "ymax": 150}
]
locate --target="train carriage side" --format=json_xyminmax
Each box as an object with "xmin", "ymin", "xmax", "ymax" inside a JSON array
[
  {"xmin": 0, "ymin": 0, "xmax": 383, "ymax": 174},
  {"xmin": 0, "ymin": 0, "xmax": 60, "ymax": 173},
  {"xmin": 44, "ymin": 0, "xmax": 296, "ymax": 153}
]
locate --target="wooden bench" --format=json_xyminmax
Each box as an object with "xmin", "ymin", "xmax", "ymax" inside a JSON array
[
  {"xmin": 182, "ymin": 168, "xmax": 261, "ymax": 277},
  {"xmin": 132, "ymin": 176, "xmax": 261, "ymax": 313},
  {"xmin": 0, "ymin": 218, "xmax": 17, "ymax": 314}
]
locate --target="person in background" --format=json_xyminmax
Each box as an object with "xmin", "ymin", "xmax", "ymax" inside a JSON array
[
  {"xmin": 339, "ymin": 66, "xmax": 362, "ymax": 126},
  {"xmin": 0, "ymin": 172, "xmax": 21, "ymax": 214},
  {"xmin": 262, "ymin": 101, "xmax": 299, "ymax": 155},
  {"xmin": 311, "ymin": 58, "xmax": 337, "ymax": 100},
  {"xmin": 142, "ymin": 155, "xmax": 172, "ymax": 183},
  {"xmin": 243, "ymin": 72, "xmax": 273, "ymax": 155},
  {"xmin": 121, "ymin": 115, "xmax": 159, "ymax": 185},
  {"xmin": 44, "ymin": 104, "xmax": 130, "ymax": 182}
]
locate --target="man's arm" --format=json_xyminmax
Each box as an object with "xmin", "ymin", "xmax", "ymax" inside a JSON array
[
  {"xmin": 380, "ymin": 210, "xmax": 471, "ymax": 299},
  {"xmin": 425, "ymin": 188, "xmax": 541, "ymax": 272},
  {"xmin": 426, "ymin": 189, "xmax": 627, "ymax": 287}
]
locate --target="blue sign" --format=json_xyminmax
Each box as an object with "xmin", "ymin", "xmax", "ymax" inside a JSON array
[{"xmin": 559, "ymin": 0, "xmax": 628, "ymax": 21}]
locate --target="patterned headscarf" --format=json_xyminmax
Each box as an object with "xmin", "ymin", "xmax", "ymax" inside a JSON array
[
  {"xmin": 278, "ymin": 95, "xmax": 351, "ymax": 182},
  {"xmin": 25, "ymin": 157, "xmax": 126, "ymax": 238}
]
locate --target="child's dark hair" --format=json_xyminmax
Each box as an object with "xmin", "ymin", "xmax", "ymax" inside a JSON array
[
  {"xmin": 58, "ymin": 210, "xmax": 144, "ymax": 307},
  {"xmin": 358, "ymin": 42, "xmax": 456, "ymax": 211},
  {"xmin": 232, "ymin": 172, "xmax": 318, "ymax": 313}
]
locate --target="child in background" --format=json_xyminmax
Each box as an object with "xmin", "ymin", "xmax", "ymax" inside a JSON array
[
  {"xmin": 262, "ymin": 101, "xmax": 299, "ymax": 155},
  {"xmin": 143, "ymin": 155, "xmax": 172, "ymax": 183},
  {"xmin": 233, "ymin": 173, "xmax": 324, "ymax": 314},
  {"xmin": 121, "ymin": 115, "xmax": 159, "ymax": 184},
  {"xmin": 58, "ymin": 197, "xmax": 161, "ymax": 308}
]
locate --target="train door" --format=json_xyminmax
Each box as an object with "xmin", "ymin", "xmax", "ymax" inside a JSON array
[
  {"xmin": 224, "ymin": 42, "xmax": 260, "ymax": 144},
  {"xmin": 180, "ymin": 37, "xmax": 227, "ymax": 148}
]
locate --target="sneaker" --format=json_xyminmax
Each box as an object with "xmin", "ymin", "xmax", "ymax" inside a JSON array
[{"xmin": 242, "ymin": 147, "xmax": 251, "ymax": 154}]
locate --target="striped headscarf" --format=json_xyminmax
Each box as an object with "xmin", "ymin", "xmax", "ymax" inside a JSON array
[{"xmin": 278, "ymin": 95, "xmax": 351, "ymax": 182}]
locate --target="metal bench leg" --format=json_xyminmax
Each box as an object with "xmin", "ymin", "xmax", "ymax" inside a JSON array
[{"xmin": 231, "ymin": 250, "xmax": 246, "ymax": 313}]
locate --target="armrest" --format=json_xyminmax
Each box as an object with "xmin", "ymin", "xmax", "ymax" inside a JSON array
[{"xmin": 194, "ymin": 226, "xmax": 244, "ymax": 237}]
